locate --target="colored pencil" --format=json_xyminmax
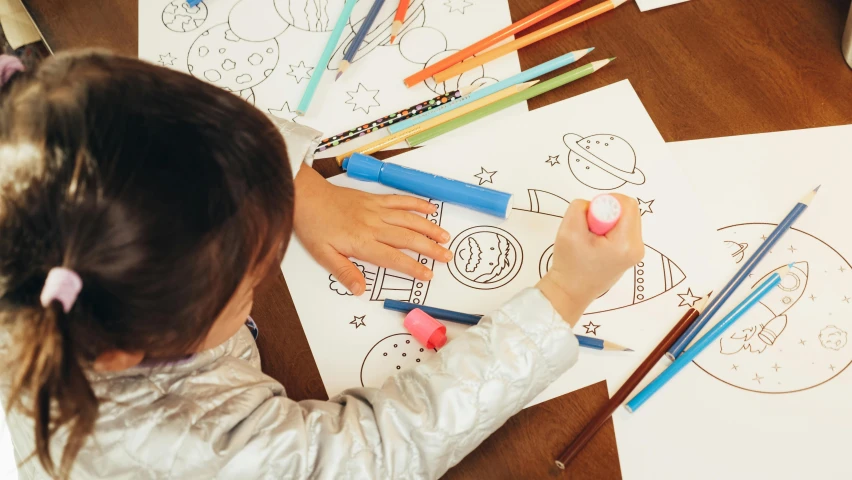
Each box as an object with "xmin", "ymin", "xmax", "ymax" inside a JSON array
[
  {"xmin": 382, "ymin": 300, "xmax": 632, "ymax": 352},
  {"xmin": 335, "ymin": 81, "xmax": 537, "ymax": 163},
  {"xmin": 626, "ymin": 268, "xmax": 789, "ymax": 412},
  {"xmin": 296, "ymin": 0, "xmax": 358, "ymax": 114},
  {"xmin": 390, "ymin": 0, "xmax": 410, "ymax": 44},
  {"xmin": 666, "ymin": 186, "xmax": 821, "ymax": 359},
  {"xmin": 315, "ymin": 84, "xmax": 479, "ymax": 154},
  {"xmin": 402, "ymin": 0, "xmax": 584, "ymax": 88},
  {"xmin": 433, "ymin": 0, "xmax": 630, "ymax": 83},
  {"xmin": 554, "ymin": 293, "xmax": 710, "ymax": 469},
  {"xmin": 337, "ymin": 0, "xmax": 387, "ymax": 81},
  {"xmin": 389, "ymin": 48, "xmax": 593, "ymax": 135},
  {"xmin": 408, "ymin": 58, "xmax": 613, "ymax": 147}
]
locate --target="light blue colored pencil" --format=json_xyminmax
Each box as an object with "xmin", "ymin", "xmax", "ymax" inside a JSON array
[
  {"xmin": 625, "ymin": 265, "xmax": 790, "ymax": 413},
  {"xmin": 666, "ymin": 186, "xmax": 820, "ymax": 359},
  {"xmin": 296, "ymin": 0, "xmax": 358, "ymax": 115},
  {"xmin": 336, "ymin": 0, "xmax": 387, "ymax": 81},
  {"xmin": 387, "ymin": 47, "xmax": 594, "ymax": 134}
]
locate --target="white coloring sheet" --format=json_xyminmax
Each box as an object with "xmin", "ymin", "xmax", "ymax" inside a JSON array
[{"xmin": 139, "ymin": 0, "xmax": 524, "ymax": 147}]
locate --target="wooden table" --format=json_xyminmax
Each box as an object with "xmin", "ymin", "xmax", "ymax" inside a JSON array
[{"xmin": 21, "ymin": 0, "xmax": 852, "ymax": 477}]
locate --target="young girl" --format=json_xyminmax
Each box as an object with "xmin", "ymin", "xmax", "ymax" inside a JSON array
[{"xmin": 0, "ymin": 51, "xmax": 644, "ymax": 479}]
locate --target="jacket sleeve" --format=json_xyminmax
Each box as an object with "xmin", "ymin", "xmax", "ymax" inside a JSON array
[
  {"xmin": 217, "ymin": 288, "xmax": 579, "ymax": 480},
  {"xmin": 266, "ymin": 115, "xmax": 323, "ymax": 178}
]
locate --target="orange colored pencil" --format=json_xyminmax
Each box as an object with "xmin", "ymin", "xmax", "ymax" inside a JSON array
[
  {"xmin": 390, "ymin": 0, "xmax": 410, "ymax": 44},
  {"xmin": 433, "ymin": 0, "xmax": 630, "ymax": 83},
  {"xmin": 402, "ymin": 0, "xmax": 583, "ymax": 87}
]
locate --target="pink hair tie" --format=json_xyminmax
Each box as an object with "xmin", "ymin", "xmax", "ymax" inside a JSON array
[
  {"xmin": 40, "ymin": 267, "xmax": 83, "ymax": 313},
  {"xmin": 0, "ymin": 55, "xmax": 24, "ymax": 86}
]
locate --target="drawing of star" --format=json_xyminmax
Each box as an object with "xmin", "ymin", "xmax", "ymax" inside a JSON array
[
  {"xmin": 677, "ymin": 288, "xmax": 701, "ymax": 308},
  {"xmin": 444, "ymin": 0, "xmax": 473, "ymax": 13},
  {"xmin": 809, "ymin": 294, "xmax": 817, "ymax": 301},
  {"xmin": 799, "ymin": 339, "xmax": 807, "ymax": 346},
  {"xmin": 844, "ymin": 296, "xmax": 851, "ymax": 304},
  {"xmin": 760, "ymin": 234, "xmax": 768, "ymax": 241},
  {"xmin": 841, "ymin": 266, "xmax": 847, "ymax": 273},
  {"xmin": 787, "ymin": 245, "xmax": 797, "ymax": 253},
  {"xmin": 545, "ymin": 155, "xmax": 560, "ymax": 166},
  {"xmin": 771, "ymin": 363, "xmax": 781, "ymax": 372},
  {"xmin": 731, "ymin": 364, "xmax": 739, "ymax": 371},
  {"xmin": 286, "ymin": 61, "xmax": 313, "ymax": 84},
  {"xmin": 752, "ymin": 373, "xmax": 763, "ymax": 384},
  {"xmin": 268, "ymin": 102, "xmax": 301, "ymax": 123},
  {"xmin": 830, "ymin": 364, "xmax": 837, "ymax": 372},
  {"xmin": 474, "ymin": 167, "xmax": 497, "ymax": 185},
  {"xmin": 350, "ymin": 315, "xmax": 366, "ymax": 329},
  {"xmin": 748, "ymin": 273, "xmax": 754, "ymax": 278},
  {"xmin": 158, "ymin": 53, "xmax": 177, "ymax": 67},
  {"xmin": 345, "ymin": 83, "xmax": 381, "ymax": 114},
  {"xmin": 637, "ymin": 198, "xmax": 654, "ymax": 216},
  {"xmin": 582, "ymin": 321, "xmax": 600, "ymax": 335}
]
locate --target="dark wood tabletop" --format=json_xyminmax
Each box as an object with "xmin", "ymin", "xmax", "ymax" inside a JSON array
[{"xmin": 21, "ymin": 0, "xmax": 852, "ymax": 478}]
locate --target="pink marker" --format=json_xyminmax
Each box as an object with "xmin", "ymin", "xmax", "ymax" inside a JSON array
[
  {"xmin": 587, "ymin": 194, "xmax": 622, "ymax": 235},
  {"xmin": 404, "ymin": 309, "xmax": 448, "ymax": 349}
]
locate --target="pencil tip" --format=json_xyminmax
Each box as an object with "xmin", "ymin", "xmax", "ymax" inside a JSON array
[
  {"xmin": 335, "ymin": 72, "xmax": 342, "ymax": 81},
  {"xmin": 608, "ymin": 57, "xmax": 616, "ymax": 61},
  {"xmin": 814, "ymin": 185, "xmax": 821, "ymax": 192},
  {"xmin": 625, "ymin": 348, "xmax": 634, "ymax": 352},
  {"xmin": 588, "ymin": 47, "xmax": 595, "ymax": 52},
  {"xmin": 390, "ymin": 35, "xmax": 396, "ymax": 44}
]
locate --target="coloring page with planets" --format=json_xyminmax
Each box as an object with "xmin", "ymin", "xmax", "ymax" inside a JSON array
[
  {"xmin": 139, "ymin": 0, "xmax": 524, "ymax": 151},
  {"xmin": 612, "ymin": 124, "xmax": 852, "ymax": 479},
  {"xmin": 281, "ymin": 79, "xmax": 731, "ymax": 404}
]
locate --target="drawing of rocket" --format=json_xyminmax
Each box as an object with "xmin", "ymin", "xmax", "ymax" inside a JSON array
[
  {"xmin": 330, "ymin": 190, "xmax": 686, "ymax": 317},
  {"xmin": 720, "ymin": 261, "xmax": 809, "ymax": 355}
]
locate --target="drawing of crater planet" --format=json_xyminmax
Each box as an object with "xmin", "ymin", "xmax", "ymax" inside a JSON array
[
  {"xmin": 564, "ymin": 133, "xmax": 645, "ymax": 190},
  {"xmin": 360, "ymin": 333, "xmax": 437, "ymax": 387},
  {"xmin": 448, "ymin": 226, "xmax": 522, "ymax": 290},
  {"xmin": 188, "ymin": 23, "xmax": 279, "ymax": 93},
  {"xmin": 162, "ymin": 0, "xmax": 208, "ymax": 33},
  {"xmin": 694, "ymin": 223, "xmax": 852, "ymax": 393}
]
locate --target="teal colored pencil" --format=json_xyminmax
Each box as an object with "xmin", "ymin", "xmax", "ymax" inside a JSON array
[
  {"xmin": 296, "ymin": 0, "xmax": 358, "ymax": 115},
  {"xmin": 387, "ymin": 47, "xmax": 594, "ymax": 134},
  {"xmin": 625, "ymin": 265, "xmax": 790, "ymax": 413}
]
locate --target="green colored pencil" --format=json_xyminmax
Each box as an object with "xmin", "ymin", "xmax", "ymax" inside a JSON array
[{"xmin": 406, "ymin": 58, "xmax": 615, "ymax": 146}]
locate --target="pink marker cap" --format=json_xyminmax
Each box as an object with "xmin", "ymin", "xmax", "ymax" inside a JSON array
[
  {"xmin": 404, "ymin": 308, "xmax": 447, "ymax": 350},
  {"xmin": 587, "ymin": 194, "xmax": 622, "ymax": 235}
]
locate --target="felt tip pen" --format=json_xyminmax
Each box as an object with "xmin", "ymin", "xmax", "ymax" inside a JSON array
[{"xmin": 342, "ymin": 153, "xmax": 513, "ymax": 218}]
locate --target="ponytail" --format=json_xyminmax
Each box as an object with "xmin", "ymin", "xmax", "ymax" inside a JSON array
[{"xmin": 6, "ymin": 270, "xmax": 97, "ymax": 479}]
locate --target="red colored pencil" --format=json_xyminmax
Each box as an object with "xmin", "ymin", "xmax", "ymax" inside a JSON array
[
  {"xmin": 553, "ymin": 293, "xmax": 711, "ymax": 470},
  {"xmin": 403, "ymin": 0, "xmax": 583, "ymax": 87},
  {"xmin": 390, "ymin": 0, "xmax": 410, "ymax": 44}
]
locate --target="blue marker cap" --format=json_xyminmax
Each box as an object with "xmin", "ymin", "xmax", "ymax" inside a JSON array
[{"xmin": 343, "ymin": 153, "xmax": 513, "ymax": 218}]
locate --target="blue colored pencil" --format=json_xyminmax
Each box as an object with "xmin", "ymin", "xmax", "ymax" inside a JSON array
[
  {"xmin": 382, "ymin": 299, "xmax": 632, "ymax": 351},
  {"xmin": 626, "ymin": 266, "xmax": 788, "ymax": 412},
  {"xmin": 387, "ymin": 47, "xmax": 594, "ymax": 134},
  {"xmin": 336, "ymin": 0, "xmax": 387, "ymax": 81},
  {"xmin": 666, "ymin": 186, "xmax": 820, "ymax": 360},
  {"xmin": 296, "ymin": 0, "xmax": 358, "ymax": 114}
]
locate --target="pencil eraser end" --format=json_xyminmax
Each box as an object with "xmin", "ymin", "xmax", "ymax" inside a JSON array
[
  {"xmin": 404, "ymin": 308, "xmax": 447, "ymax": 349},
  {"xmin": 587, "ymin": 194, "xmax": 621, "ymax": 235}
]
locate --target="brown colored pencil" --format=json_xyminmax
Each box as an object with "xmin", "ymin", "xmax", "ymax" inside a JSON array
[{"xmin": 553, "ymin": 293, "xmax": 711, "ymax": 470}]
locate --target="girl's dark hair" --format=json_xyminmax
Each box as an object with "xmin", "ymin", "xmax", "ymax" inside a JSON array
[{"xmin": 0, "ymin": 51, "xmax": 294, "ymax": 478}]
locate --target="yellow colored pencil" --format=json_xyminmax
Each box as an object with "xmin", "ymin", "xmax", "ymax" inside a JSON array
[
  {"xmin": 335, "ymin": 80, "xmax": 538, "ymax": 164},
  {"xmin": 433, "ymin": 0, "xmax": 630, "ymax": 83}
]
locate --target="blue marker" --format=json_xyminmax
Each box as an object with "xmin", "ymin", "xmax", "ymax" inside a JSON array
[
  {"xmin": 387, "ymin": 47, "xmax": 594, "ymax": 134},
  {"xmin": 187, "ymin": 0, "xmax": 203, "ymax": 6},
  {"xmin": 625, "ymin": 266, "xmax": 789, "ymax": 413},
  {"xmin": 342, "ymin": 153, "xmax": 512, "ymax": 218}
]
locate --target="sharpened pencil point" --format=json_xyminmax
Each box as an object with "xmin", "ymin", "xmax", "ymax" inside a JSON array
[
  {"xmin": 625, "ymin": 348, "xmax": 634, "ymax": 352},
  {"xmin": 814, "ymin": 185, "xmax": 821, "ymax": 192},
  {"xmin": 390, "ymin": 35, "xmax": 397, "ymax": 44},
  {"xmin": 335, "ymin": 71, "xmax": 342, "ymax": 81},
  {"xmin": 608, "ymin": 57, "xmax": 616, "ymax": 61}
]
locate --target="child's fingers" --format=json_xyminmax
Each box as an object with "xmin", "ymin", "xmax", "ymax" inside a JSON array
[
  {"xmin": 380, "ymin": 194, "xmax": 438, "ymax": 214},
  {"xmin": 360, "ymin": 241, "xmax": 433, "ymax": 280},
  {"xmin": 375, "ymin": 226, "xmax": 453, "ymax": 263},
  {"xmin": 317, "ymin": 248, "xmax": 367, "ymax": 296},
  {"xmin": 382, "ymin": 210, "xmax": 450, "ymax": 243}
]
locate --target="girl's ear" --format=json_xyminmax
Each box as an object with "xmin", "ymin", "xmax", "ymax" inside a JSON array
[{"xmin": 92, "ymin": 349, "xmax": 145, "ymax": 372}]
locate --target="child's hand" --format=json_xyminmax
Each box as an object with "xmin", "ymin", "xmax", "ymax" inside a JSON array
[
  {"xmin": 293, "ymin": 166, "xmax": 452, "ymax": 296},
  {"xmin": 537, "ymin": 195, "xmax": 644, "ymax": 325}
]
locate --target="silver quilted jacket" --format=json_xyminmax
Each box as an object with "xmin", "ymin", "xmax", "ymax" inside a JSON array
[{"xmin": 3, "ymin": 121, "xmax": 580, "ymax": 479}]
